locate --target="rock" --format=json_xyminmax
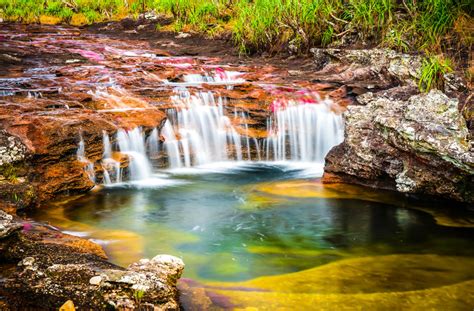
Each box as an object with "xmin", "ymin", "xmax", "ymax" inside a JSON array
[
  {"xmin": 0, "ymin": 211, "xmax": 184, "ymax": 310},
  {"xmin": 175, "ymin": 32, "xmax": 191, "ymax": 39},
  {"xmin": 152, "ymin": 254, "xmax": 185, "ymax": 270},
  {"xmin": 324, "ymin": 89, "xmax": 474, "ymax": 203},
  {"xmin": 142, "ymin": 11, "xmax": 159, "ymax": 21},
  {"xmin": 0, "ymin": 209, "xmax": 22, "ymax": 238},
  {"xmin": 311, "ymin": 48, "xmax": 423, "ymax": 91},
  {"xmin": 59, "ymin": 300, "xmax": 76, "ymax": 311},
  {"xmin": 89, "ymin": 275, "xmax": 102, "ymax": 285},
  {"xmin": 0, "ymin": 130, "xmax": 27, "ymax": 167},
  {"xmin": 19, "ymin": 257, "xmax": 35, "ymax": 266},
  {"xmin": 443, "ymin": 72, "xmax": 467, "ymax": 93}
]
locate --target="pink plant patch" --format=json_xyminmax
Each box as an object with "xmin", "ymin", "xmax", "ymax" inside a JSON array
[{"xmin": 68, "ymin": 49, "xmax": 104, "ymax": 62}]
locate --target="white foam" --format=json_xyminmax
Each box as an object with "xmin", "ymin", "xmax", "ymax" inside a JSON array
[{"xmin": 104, "ymin": 176, "xmax": 188, "ymax": 189}]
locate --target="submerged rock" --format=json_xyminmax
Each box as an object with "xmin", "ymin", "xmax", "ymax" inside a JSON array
[
  {"xmin": 324, "ymin": 89, "xmax": 473, "ymax": 203},
  {"xmin": 181, "ymin": 254, "xmax": 474, "ymax": 310}
]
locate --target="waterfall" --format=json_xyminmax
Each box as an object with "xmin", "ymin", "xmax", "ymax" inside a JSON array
[
  {"xmin": 265, "ymin": 99, "xmax": 344, "ymax": 162},
  {"xmin": 101, "ymin": 131, "xmax": 121, "ymax": 185},
  {"xmin": 162, "ymin": 92, "xmax": 244, "ymax": 168},
  {"xmin": 116, "ymin": 128, "xmax": 152, "ymax": 180},
  {"xmin": 147, "ymin": 128, "xmax": 160, "ymax": 159},
  {"xmin": 164, "ymin": 70, "xmax": 245, "ymax": 87},
  {"xmin": 161, "ymin": 120, "xmax": 183, "ymax": 169},
  {"xmin": 76, "ymin": 136, "xmax": 96, "ymax": 182},
  {"xmin": 102, "ymin": 131, "xmax": 112, "ymax": 158},
  {"xmin": 79, "ymin": 91, "xmax": 345, "ymax": 184},
  {"xmin": 102, "ymin": 158, "xmax": 121, "ymax": 184}
]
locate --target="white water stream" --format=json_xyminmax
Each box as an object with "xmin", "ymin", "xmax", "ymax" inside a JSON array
[{"xmin": 78, "ymin": 73, "xmax": 344, "ymax": 185}]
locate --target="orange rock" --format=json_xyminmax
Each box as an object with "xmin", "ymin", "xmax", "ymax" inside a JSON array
[{"xmin": 59, "ymin": 300, "xmax": 75, "ymax": 311}]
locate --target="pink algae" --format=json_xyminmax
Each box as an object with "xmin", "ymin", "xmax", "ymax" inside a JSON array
[{"xmin": 68, "ymin": 49, "xmax": 104, "ymax": 62}]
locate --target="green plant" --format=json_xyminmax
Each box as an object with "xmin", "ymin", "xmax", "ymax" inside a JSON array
[
  {"xmin": 0, "ymin": 0, "xmax": 471, "ymax": 59},
  {"xmin": 346, "ymin": 0, "xmax": 393, "ymax": 35},
  {"xmin": 1, "ymin": 163, "xmax": 19, "ymax": 184},
  {"xmin": 383, "ymin": 25, "xmax": 410, "ymax": 52},
  {"xmin": 132, "ymin": 288, "xmax": 145, "ymax": 307},
  {"xmin": 418, "ymin": 55, "xmax": 453, "ymax": 92}
]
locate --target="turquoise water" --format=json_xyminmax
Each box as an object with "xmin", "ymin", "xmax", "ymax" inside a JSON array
[{"xmin": 35, "ymin": 163, "xmax": 474, "ymax": 283}]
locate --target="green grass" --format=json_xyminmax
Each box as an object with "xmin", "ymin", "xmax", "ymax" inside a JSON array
[
  {"xmin": 418, "ymin": 55, "xmax": 453, "ymax": 92},
  {"xmin": 0, "ymin": 0, "xmax": 470, "ymax": 54},
  {"xmin": 0, "ymin": 0, "xmax": 471, "ymax": 90}
]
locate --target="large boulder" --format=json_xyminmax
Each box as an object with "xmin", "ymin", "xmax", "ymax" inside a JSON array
[{"xmin": 324, "ymin": 89, "xmax": 473, "ymax": 203}]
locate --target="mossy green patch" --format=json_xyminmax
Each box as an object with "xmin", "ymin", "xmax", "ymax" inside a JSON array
[{"xmin": 196, "ymin": 254, "xmax": 474, "ymax": 309}]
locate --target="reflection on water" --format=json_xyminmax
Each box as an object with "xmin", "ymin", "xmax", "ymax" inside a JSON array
[{"xmin": 33, "ymin": 163, "xmax": 474, "ymax": 308}]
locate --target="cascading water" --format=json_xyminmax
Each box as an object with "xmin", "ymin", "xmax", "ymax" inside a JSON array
[
  {"xmin": 116, "ymin": 127, "xmax": 153, "ymax": 181},
  {"xmin": 76, "ymin": 136, "xmax": 96, "ymax": 182},
  {"xmin": 162, "ymin": 91, "xmax": 243, "ymax": 168},
  {"xmin": 265, "ymin": 99, "xmax": 344, "ymax": 162},
  {"xmin": 147, "ymin": 128, "xmax": 160, "ymax": 159},
  {"xmin": 79, "ymin": 91, "xmax": 344, "ymax": 185},
  {"xmin": 164, "ymin": 69, "xmax": 245, "ymax": 88},
  {"xmin": 101, "ymin": 131, "xmax": 122, "ymax": 185}
]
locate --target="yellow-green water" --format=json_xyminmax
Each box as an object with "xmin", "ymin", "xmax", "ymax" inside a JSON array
[{"xmin": 33, "ymin": 163, "xmax": 474, "ymax": 309}]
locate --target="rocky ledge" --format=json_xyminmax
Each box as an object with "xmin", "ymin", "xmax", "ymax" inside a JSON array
[
  {"xmin": 317, "ymin": 48, "xmax": 473, "ymax": 203},
  {"xmin": 0, "ymin": 209, "xmax": 184, "ymax": 310}
]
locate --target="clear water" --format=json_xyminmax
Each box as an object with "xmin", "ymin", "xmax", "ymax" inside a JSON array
[{"xmin": 35, "ymin": 164, "xmax": 474, "ymax": 283}]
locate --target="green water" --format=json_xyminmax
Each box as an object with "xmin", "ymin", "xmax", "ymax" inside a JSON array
[
  {"xmin": 36, "ymin": 163, "xmax": 474, "ymax": 280},
  {"xmin": 35, "ymin": 163, "xmax": 474, "ymax": 309}
]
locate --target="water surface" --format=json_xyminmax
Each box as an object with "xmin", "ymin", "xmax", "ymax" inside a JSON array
[{"xmin": 34, "ymin": 163, "xmax": 474, "ymax": 308}]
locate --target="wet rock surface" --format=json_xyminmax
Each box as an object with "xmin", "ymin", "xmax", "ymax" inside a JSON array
[
  {"xmin": 0, "ymin": 23, "xmax": 349, "ymax": 208},
  {"xmin": 311, "ymin": 48, "xmax": 423, "ymax": 92},
  {"xmin": 0, "ymin": 209, "xmax": 184, "ymax": 310}
]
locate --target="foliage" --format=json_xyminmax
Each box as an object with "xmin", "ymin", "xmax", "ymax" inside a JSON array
[
  {"xmin": 418, "ymin": 55, "xmax": 453, "ymax": 92},
  {"xmin": 132, "ymin": 287, "xmax": 146, "ymax": 307},
  {"xmin": 0, "ymin": 0, "xmax": 472, "ymax": 55},
  {"xmin": 1, "ymin": 163, "xmax": 19, "ymax": 183}
]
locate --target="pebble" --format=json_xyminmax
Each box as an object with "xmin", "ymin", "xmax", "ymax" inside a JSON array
[
  {"xmin": 175, "ymin": 32, "xmax": 191, "ymax": 39},
  {"xmin": 89, "ymin": 276, "xmax": 102, "ymax": 285},
  {"xmin": 20, "ymin": 257, "xmax": 35, "ymax": 266}
]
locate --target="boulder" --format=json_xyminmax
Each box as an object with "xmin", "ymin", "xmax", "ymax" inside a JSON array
[
  {"xmin": 324, "ymin": 89, "xmax": 473, "ymax": 203},
  {"xmin": 0, "ymin": 210, "xmax": 22, "ymax": 239},
  {"xmin": 311, "ymin": 48, "xmax": 423, "ymax": 90}
]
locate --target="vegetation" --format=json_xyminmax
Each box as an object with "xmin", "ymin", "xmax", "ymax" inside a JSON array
[
  {"xmin": 0, "ymin": 0, "xmax": 472, "ymax": 90},
  {"xmin": 0, "ymin": 163, "xmax": 19, "ymax": 183},
  {"xmin": 418, "ymin": 55, "xmax": 453, "ymax": 92},
  {"xmin": 1, "ymin": 0, "xmax": 471, "ymax": 52}
]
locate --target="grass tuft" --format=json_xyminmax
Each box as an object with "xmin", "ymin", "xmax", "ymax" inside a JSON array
[{"xmin": 418, "ymin": 55, "xmax": 453, "ymax": 92}]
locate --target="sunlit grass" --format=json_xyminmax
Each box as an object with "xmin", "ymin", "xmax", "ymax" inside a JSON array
[
  {"xmin": 418, "ymin": 55, "xmax": 453, "ymax": 92},
  {"xmin": 0, "ymin": 0, "xmax": 471, "ymax": 89},
  {"xmin": 0, "ymin": 0, "xmax": 470, "ymax": 53}
]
